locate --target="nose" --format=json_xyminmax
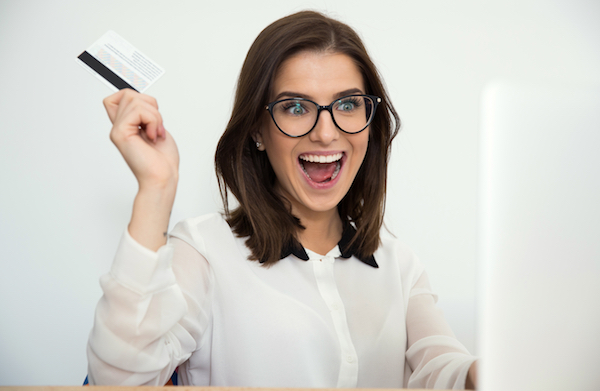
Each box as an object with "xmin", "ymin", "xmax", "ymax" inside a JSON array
[{"xmin": 308, "ymin": 109, "xmax": 340, "ymax": 145}]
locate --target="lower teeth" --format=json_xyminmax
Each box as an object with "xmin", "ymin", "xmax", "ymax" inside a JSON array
[
  {"xmin": 302, "ymin": 161, "xmax": 341, "ymax": 183},
  {"xmin": 330, "ymin": 161, "xmax": 341, "ymax": 180}
]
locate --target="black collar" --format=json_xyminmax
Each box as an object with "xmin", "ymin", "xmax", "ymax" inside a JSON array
[{"xmin": 272, "ymin": 224, "xmax": 378, "ymax": 268}]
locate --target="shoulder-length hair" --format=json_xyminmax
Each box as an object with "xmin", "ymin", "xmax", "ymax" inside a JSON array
[{"xmin": 215, "ymin": 10, "xmax": 400, "ymax": 266}]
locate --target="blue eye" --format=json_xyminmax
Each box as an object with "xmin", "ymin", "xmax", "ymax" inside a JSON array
[
  {"xmin": 335, "ymin": 97, "xmax": 362, "ymax": 112},
  {"xmin": 339, "ymin": 102, "xmax": 354, "ymax": 111},
  {"xmin": 281, "ymin": 101, "xmax": 308, "ymax": 116}
]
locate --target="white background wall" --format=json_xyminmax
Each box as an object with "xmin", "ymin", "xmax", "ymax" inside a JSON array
[{"xmin": 0, "ymin": 0, "xmax": 599, "ymax": 385}]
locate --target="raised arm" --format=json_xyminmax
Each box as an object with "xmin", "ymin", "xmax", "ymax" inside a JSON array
[
  {"xmin": 103, "ymin": 89, "xmax": 179, "ymax": 250},
  {"xmin": 88, "ymin": 90, "xmax": 198, "ymax": 385}
]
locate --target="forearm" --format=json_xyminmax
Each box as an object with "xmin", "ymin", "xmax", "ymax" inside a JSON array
[
  {"xmin": 129, "ymin": 179, "xmax": 178, "ymax": 252},
  {"xmin": 405, "ymin": 272, "xmax": 478, "ymax": 389}
]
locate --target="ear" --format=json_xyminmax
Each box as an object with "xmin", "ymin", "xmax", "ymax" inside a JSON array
[{"xmin": 252, "ymin": 133, "xmax": 266, "ymax": 151}]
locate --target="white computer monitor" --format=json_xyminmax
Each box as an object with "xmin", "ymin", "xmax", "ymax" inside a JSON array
[{"xmin": 478, "ymin": 81, "xmax": 600, "ymax": 391}]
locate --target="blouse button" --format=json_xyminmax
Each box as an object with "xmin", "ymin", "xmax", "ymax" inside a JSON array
[
  {"xmin": 331, "ymin": 302, "xmax": 340, "ymax": 310},
  {"xmin": 346, "ymin": 355, "xmax": 354, "ymax": 363}
]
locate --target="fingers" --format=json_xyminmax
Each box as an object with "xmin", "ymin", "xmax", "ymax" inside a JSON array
[
  {"xmin": 103, "ymin": 89, "xmax": 160, "ymax": 123},
  {"xmin": 118, "ymin": 101, "xmax": 163, "ymax": 141},
  {"xmin": 104, "ymin": 89, "xmax": 165, "ymax": 145},
  {"xmin": 157, "ymin": 122, "xmax": 166, "ymax": 139},
  {"xmin": 103, "ymin": 89, "xmax": 128, "ymax": 123}
]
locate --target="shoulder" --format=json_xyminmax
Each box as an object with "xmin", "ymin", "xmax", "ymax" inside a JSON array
[
  {"xmin": 169, "ymin": 212, "xmax": 233, "ymax": 255},
  {"xmin": 375, "ymin": 228, "xmax": 425, "ymax": 288},
  {"xmin": 172, "ymin": 212, "xmax": 228, "ymax": 232}
]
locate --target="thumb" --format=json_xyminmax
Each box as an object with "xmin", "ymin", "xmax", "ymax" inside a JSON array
[{"xmin": 103, "ymin": 89, "xmax": 129, "ymax": 124}]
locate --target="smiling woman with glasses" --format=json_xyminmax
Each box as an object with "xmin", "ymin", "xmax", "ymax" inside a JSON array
[{"xmin": 87, "ymin": 10, "xmax": 478, "ymax": 390}]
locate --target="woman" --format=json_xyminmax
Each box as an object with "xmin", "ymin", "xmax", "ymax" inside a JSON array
[{"xmin": 88, "ymin": 11, "xmax": 478, "ymax": 389}]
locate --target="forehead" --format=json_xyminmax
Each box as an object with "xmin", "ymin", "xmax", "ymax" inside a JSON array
[{"xmin": 272, "ymin": 51, "xmax": 365, "ymax": 99}]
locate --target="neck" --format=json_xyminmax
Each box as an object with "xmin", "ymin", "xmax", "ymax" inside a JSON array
[
  {"xmin": 296, "ymin": 207, "xmax": 343, "ymax": 255},
  {"xmin": 272, "ymin": 183, "xmax": 344, "ymax": 255}
]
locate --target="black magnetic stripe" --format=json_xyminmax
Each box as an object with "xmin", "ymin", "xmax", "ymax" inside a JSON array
[{"xmin": 77, "ymin": 51, "xmax": 138, "ymax": 92}]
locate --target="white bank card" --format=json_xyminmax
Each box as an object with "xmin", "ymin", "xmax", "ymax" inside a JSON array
[{"xmin": 77, "ymin": 30, "xmax": 164, "ymax": 92}]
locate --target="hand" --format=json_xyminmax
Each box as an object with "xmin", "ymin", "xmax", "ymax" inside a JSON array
[
  {"xmin": 466, "ymin": 361, "xmax": 478, "ymax": 389},
  {"xmin": 104, "ymin": 89, "xmax": 179, "ymax": 191}
]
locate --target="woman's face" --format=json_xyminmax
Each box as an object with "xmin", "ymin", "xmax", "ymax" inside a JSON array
[{"xmin": 258, "ymin": 51, "xmax": 370, "ymax": 220}]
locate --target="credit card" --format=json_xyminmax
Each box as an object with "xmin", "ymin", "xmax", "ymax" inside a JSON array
[{"xmin": 76, "ymin": 30, "xmax": 164, "ymax": 92}]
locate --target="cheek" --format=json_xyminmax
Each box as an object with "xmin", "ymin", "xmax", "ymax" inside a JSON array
[
  {"xmin": 354, "ymin": 132, "xmax": 370, "ymax": 162},
  {"xmin": 263, "ymin": 127, "xmax": 298, "ymax": 182}
]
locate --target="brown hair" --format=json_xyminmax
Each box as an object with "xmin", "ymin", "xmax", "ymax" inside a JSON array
[{"xmin": 215, "ymin": 10, "xmax": 400, "ymax": 265}]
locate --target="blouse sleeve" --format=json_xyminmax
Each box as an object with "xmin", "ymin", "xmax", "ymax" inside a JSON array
[
  {"xmin": 404, "ymin": 271, "xmax": 477, "ymax": 389},
  {"xmin": 86, "ymin": 229, "xmax": 213, "ymax": 385}
]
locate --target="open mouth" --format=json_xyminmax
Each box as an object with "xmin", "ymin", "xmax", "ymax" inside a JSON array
[{"xmin": 298, "ymin": 152, "xmax": 343, "ymax": 184}]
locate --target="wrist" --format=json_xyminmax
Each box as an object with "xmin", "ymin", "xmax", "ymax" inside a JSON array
[
  {"xmin": 137, "ymin": 172, "xmax": 179, "ymax": 195},
  {"xmin": 129, "ymin": 183, "xmax": 177, "ymax": 252}
]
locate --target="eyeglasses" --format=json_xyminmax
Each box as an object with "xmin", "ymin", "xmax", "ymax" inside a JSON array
[{"xmin": 265, "ymin": 94, "xmax": 381, "ymax": 138}]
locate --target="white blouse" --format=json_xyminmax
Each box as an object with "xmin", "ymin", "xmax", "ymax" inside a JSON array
[{"xmin": 87, "ymin": 213, "xmax": 476, "ymax": 388}]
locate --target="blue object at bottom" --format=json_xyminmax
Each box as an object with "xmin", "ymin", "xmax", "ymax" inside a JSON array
[{"xmin": 83, "ymin": 373, "xmax": 177, "ymax": 386}]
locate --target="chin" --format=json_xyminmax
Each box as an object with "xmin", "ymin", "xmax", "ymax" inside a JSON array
[{"xmin": 298, "ymin": 190, "xmax": 347, "ymax": 214}]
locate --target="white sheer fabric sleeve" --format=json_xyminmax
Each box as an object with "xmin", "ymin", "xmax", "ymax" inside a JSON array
[
  {"xmin": 405, "ymin": 271, "xmax": 477, "ymax": 389},
  {"xmin": 86, "ymin": 230, "xmax": 212, "ymax": 385}
]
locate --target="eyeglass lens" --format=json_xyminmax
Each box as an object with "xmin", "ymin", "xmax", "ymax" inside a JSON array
[{"xmin": 271, "ymin": 95, "xmax": 375, "ymax": 137}]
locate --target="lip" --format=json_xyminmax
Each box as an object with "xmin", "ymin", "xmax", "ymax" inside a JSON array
[{"xmin": 297, "ymin": 151, "xmax": 346, "ymax": 189}]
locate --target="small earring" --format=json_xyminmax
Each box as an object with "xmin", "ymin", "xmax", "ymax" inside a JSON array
[{"xmin": 256, "ymin": 141, "xmax": 262, "ymax": 149}]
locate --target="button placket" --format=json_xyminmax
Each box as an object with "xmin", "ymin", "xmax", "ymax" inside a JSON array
[{"xmin": 312, "ymin": 255, "xmax": 359, "ymax": 388}]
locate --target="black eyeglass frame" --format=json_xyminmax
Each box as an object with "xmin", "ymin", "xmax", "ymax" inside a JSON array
[{"xmin": 265, "ymin": 94, "xmax": 382, "ymax": 138}]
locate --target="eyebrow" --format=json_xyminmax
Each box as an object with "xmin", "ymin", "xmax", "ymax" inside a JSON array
[{"xmin": 273, "ymin": 88, "xmax": 365, "ymax": 102}]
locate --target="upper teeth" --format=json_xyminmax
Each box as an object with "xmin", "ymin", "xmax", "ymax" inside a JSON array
[{"xmin": 299, "ymin": 153, "xmax": 343, "ymax": 163}]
